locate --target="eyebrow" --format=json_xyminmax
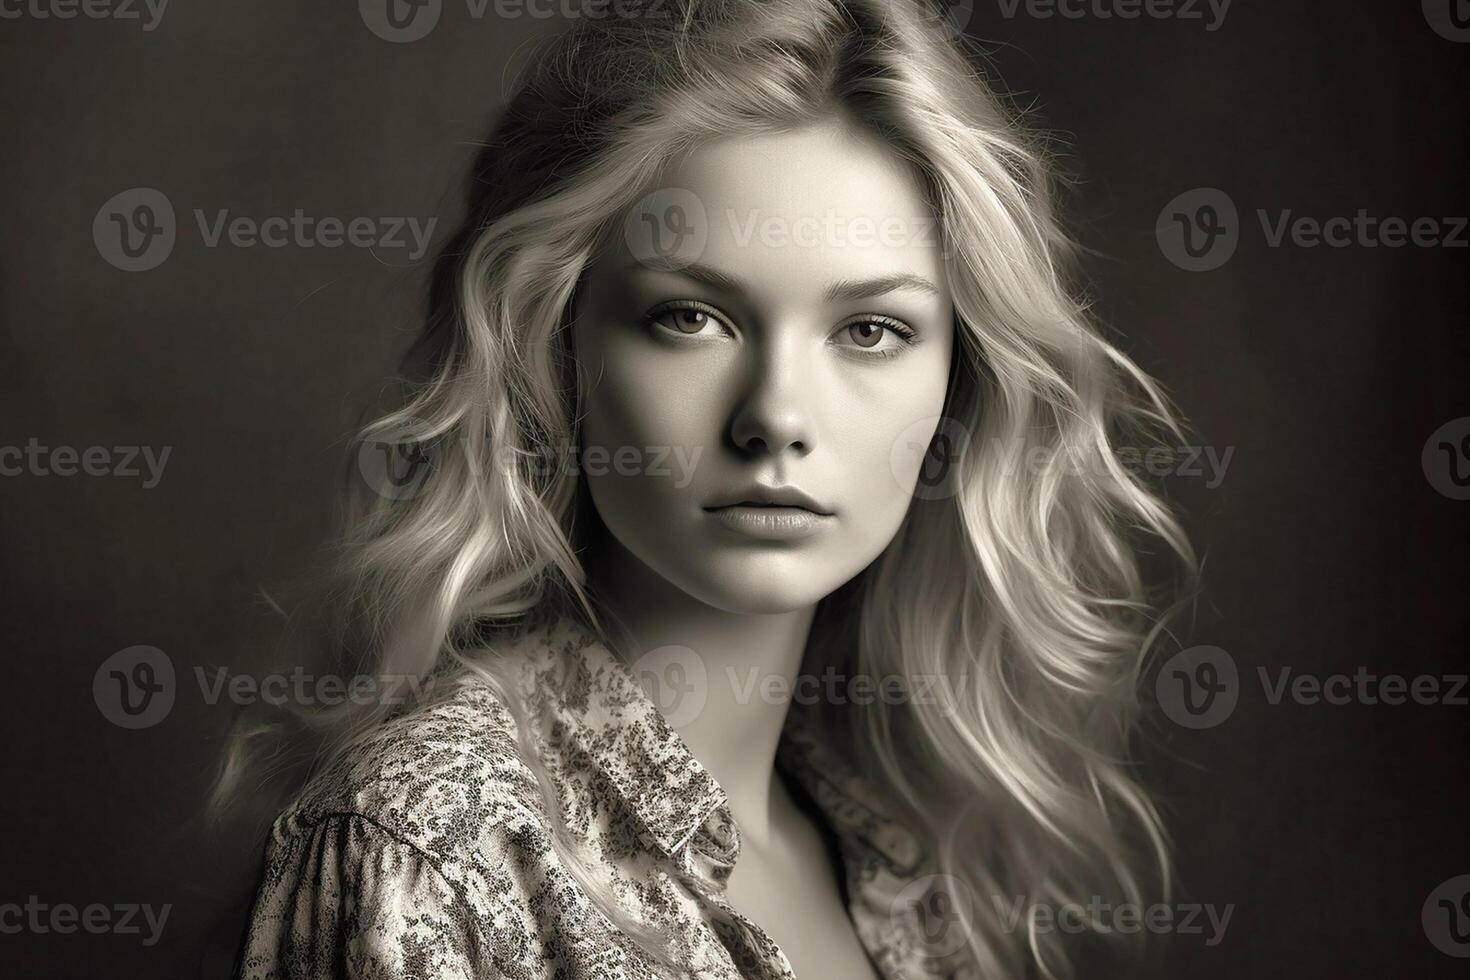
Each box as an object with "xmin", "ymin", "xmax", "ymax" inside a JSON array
[{"xmin": 625, "ymin": 261, "xmax": 942, "ymax": 302}]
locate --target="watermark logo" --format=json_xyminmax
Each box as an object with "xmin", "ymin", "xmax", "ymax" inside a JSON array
[
  {"xmin": 1423, "ymin": 417, "xmax": 1470, "ymax": 500},
  {"xmin": 726, "ymin": 665, "xmax": 966, "ymax": 709},
  {"xmin": 1155, "ymin": 645, "xmax": 1238, "ymax": 729},
  {"xmin": 890, "ymin": 415, "xmax": 970, "ymax": 501},
  {"xmin": 723, "ymin": 208, "xmax": 943, "ymax": 253},
  {"xmin": 358, "ymin": 427, "xmax": 441, "ymax": 501},
  {"xmin": 94, "ymin": 188, "xmax": 438, "ymax": 271},
  {"xmin": 624, "ymin": 187, "xmax": 708, "ymax": 272},
  {"xmin": 357, "ymin": 431, "xmax": 708, "ymax": 502},
  {"xmin": 360, "ymin": 0, "xmax": 668, "ymax": 43},
  {"xmin": 923, "ymin": 0, "xmax": 975, "ymax": 39},
  {"xmin": 625, "ymin": 193, "xmax": 946, "ymax": 265},
  {"xmin": 1159, "ymin": 188, "xmax": 1468, "ymax": 269},
  {"xmin": 94, "ymin": 648, "xmax": 451, "ymax": 729},
  {"xmin": 1156, "ymin": 187, "xmax": 1238, "ymax": 272},
  {"xmin": 629, "ymin": 644, "xmax": 708, "ymax": 729},
  {"xmin": 93, "ymin": 645, "xmax": 175, "ymax": 729},
  {"xmin": 1423, "ymin": 0, "xmax": 1470, "ymax": 42},
  {"xmin": 622, "ymin": 651, "xmax": 966, "ymax": 727},
  {"xmin": 893, "ymin": 874, "xmax": 975, "ymax": 958},
  {"xmin": 359, "ymin": 0, "xmax": 442, "ymax": 42},
  {"xmin": 94, "ymin": 187, "xmax": 175, "ymax": 272},
  {"xmin": 1158, "ymin": 647, "xmax": 1468, "ymax": 729},
  {"xmin": 1425, "ymin": 875, "xmax": 1470, "ymax": 957}
]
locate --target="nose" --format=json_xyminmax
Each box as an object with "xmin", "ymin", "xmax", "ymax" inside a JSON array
[{"xmin": 727, "ymin": 334, "xmax": 816, "ymax": 458}]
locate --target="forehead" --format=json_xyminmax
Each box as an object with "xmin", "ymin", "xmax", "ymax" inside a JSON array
[{"xmin": 632, "ymin": 118, "xmax": 948, "ymax": 298}]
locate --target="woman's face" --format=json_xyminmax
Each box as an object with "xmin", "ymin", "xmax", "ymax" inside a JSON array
[{"xmin": 573, "ymin": 117, "xmax": 955, "ymax": 614}]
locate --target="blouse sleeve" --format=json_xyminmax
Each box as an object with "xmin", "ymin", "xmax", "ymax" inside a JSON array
[{"xmin": 236, "ymin": 814, "xmax": 493, "ymax": 980}]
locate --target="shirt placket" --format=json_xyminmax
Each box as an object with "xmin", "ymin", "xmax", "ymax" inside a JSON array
[
  {"xmin": 666, "ymin": 803, "xmax": 801, "ymax": 980},
  {"xmin": 704, "ymin": 902, "xmax": 798, "ymax": 980}
]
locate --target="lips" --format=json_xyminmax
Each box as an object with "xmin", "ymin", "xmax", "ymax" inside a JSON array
[
  {"xmin": 704, "ymin": 484, "xmax": 832, "ymax": 515},
  {"xmin": 704, "ymin": 503, "xmax": 832, "ymax": 540}
]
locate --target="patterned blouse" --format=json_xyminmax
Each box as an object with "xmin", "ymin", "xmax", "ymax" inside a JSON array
[{"xmin": 235, "ymin": 610, "xmax": 975, "ymax": 979}]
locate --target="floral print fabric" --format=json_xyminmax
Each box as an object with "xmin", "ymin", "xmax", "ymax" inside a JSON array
[{"xmin": 235, "ymin": 611, "xmax": 972, "ymax": 978}]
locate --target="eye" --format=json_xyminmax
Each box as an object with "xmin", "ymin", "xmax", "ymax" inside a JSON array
[
  {"xmin": 644, "ymin": 300, "xmax": 731, "ymax": 339},
  {"xmin": 831, "ymin": 315, "xmax": 920, "ymax": 360}
]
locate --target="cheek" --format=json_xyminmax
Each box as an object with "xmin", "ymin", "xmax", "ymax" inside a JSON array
[
  {"xmin": 577, "ymin": 324, "xmax": 653, "ymax": 449},
  {"xmin": 843, "ymin": 417, "xmax": 935, "ymax": 539},
  {"xmin": 833, "ymin": 353, "xmax": 953, "ymax": 527},
  {"xmin": 576, "ymin": 330, "xmax": 720, "ymax": 497},
  {"xmin": 586, "ymin": 374, "xmax": 696, "ymax": 449}
]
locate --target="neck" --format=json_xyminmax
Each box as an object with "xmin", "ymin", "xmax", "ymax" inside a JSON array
[{"xmin": 584, "ymin": 533, "xmax": 814, "ymax": 850}]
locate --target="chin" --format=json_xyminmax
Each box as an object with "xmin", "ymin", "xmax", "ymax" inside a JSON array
[{"xmin": 676, "ymin": 557, "xmax": 847, "ymax": 615}]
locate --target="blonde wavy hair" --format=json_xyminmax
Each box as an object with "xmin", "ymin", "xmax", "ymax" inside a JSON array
[{"xmin": 215, "ymin": 1, "xmax": 1196, "ymax": 976}]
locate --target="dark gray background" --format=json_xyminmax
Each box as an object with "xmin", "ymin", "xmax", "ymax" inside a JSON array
[{"xmin": 1, "ymin": 1, "xmax": 1466, "ymax": 976}]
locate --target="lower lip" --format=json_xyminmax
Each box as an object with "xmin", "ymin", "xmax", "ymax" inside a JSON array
[{"xmin": 705, "ymin": 505, "xmax": 832, "ymax": 540}]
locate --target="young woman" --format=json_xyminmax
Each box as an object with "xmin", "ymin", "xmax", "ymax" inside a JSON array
[{"xmin": 224, "ymin": 0, "xmax": 1194, "ymax": 977}]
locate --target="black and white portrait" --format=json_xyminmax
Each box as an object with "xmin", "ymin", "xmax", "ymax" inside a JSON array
[{"xmin": 1, "ymin": 1, "xmax": 1465, "ymax": 978}]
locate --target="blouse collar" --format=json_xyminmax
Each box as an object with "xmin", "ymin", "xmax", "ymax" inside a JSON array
[{"xmin": 510, "ymin": 610, "xmax": 927, "ymax": 882}]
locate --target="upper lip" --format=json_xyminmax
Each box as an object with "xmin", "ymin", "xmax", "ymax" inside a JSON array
[{"xmin": 706, "ymin": 484, "xmax": 833, "ymax": 515}]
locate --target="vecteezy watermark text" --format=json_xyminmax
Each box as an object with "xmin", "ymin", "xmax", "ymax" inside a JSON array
[
  {"xmin": 358, "ymin": 0, "xmax": 669, "ymax": 43},
  {"xmin": 0, "ymin": 0, "xmax": 167, "ymax": 30},
  {"xmin": 1157, "ymin": 188, "xmax": 1467, "ymax": 271},
  {"xmin": 723, "ymin": 208, "xmax": 942, "ymax": 251},
  {"xmin": 722, "ymin": 664, "xmax": 964, "ymax": 709},
  {"xmin": 193, "ymin": 209, "xmax": 436, "ymax": 258},
  {"xmin": 1258, "ymin": 666, "xmax": 1468, "ymax": 707},
  {"xmin": 622, "ymin": 189, "xmax": 950, "ymax": 270},
  {"xmin": 999, "ymin": 441, "xmax": 1234, "ymax": 489},
  {"xmin": 630, "ymin": 646, "xmax": 975, "ymax": 728},
  {"xmin": 993, "ymin": 895, "xmax": 1234, "ymax": 945},
  {"xmin": 358, "ymin": 430, "xmax": 706, "ymax": 501},
  {"xmin": 94, "ymin": 187, "xmax": 438, "ymax": 272},
  {"xmin": 93, "ymin": 644, "xmax": 452, "ymax": 728},
  {"xmin": 1156, "ymin": 645, "xmax": 1469, "ymax": 729},
  {"xmin": 0, "ymin": 897, "xmax": 170, "ymax": 946},
  {"xmin": 0, "ymin": 439, "xmax": 170, "ymax": 488},
  {"xmin": 192, "ymin": 666, "xmax": 440, "ymax": 708},
  {"xmin": 993, "ymin": 0, "xmax": 1230, "ymax": 31}
]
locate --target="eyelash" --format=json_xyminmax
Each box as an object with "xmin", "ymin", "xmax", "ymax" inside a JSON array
[{"xmin": 642, "ymin": 300, "xmax": 920, "ymax": 361}]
